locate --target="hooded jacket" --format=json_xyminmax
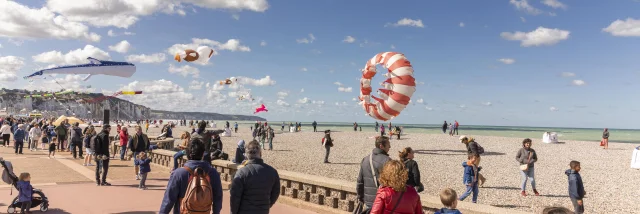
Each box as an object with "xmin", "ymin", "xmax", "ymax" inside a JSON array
[
  {"xmin": 565, "ymin": 169, "xmax": 585, "ymax": 199},
  {"xmin": 159, "ymin": 160, "xmax": 223, "ymax": 214},
  {"xmin": 94, "ymin": 131, "xmax": 110, "ymax": 156},
  {"xmin": 233, "ymin": 140, "xmax": 246, "ymax": 164},
  {"xmin": 462, "ymin": 161, "xmax": 482, "ymax": 185},
  {"xmin": 70, "ymin": 126, "xmax": 83, "ymax": 143},
  {"xmin": 17, "ymin": 180, "xmax": 33, "ymax": 202},
  {"xmin": 357, "ymin": 148, "xmax": 392, "ymax": 208},
  {"xmin": 230, "ymin": 158, "xmax": 280, "ymax": 214},
  {"xmin": 135, "ymin": 158, "xmax": 152, "ymax": 173},
  {"xmin": 370, "ymin": 185, "xmax": 423, "ymax": 214}
]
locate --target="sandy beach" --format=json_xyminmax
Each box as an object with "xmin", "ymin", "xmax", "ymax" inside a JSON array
[{"xmin": 138, "ymin": 123, "xmax": 639, "ymax": 214}]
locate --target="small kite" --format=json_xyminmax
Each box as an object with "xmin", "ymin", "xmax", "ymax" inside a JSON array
[
  {"xmin": 24, "ymin": 57, "xmax": 136, "ymax": 81},
  {"xmin": 238, "ymin": 94, "xmax": 254, "ymax": 101},
  {"xmin": 254, "ymin": 104, "xmax": 268, "ymax": 114},
  {"xmin": 120, "ymin": 91, "xmax": 143, "ymax": 95},
  {"xmin": 174, "ymin": 46, "xmax": 214, "ymax": 63},
  {"xmin": 219, "ymin": 77, "xmax": 238, "ymax": 85}
]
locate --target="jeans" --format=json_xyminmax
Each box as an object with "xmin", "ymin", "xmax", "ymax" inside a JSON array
[
  {"xmin": 203, "ymin": 152, "xmax": 211, "ymax": 164},
  {"xmin": 30, "ymin": 139, "xmax": 38, "ymax": 150},
  {"xmin": 71, "ymin": 141, "xmax": 83, "ymax": 158},
  {"xmin": 268, "ymin": 138, "xmax": 273, "ymax": 150},
  {"xmin": 139, "ymin": 172, "xmax": 148, "ymax": 188},
  {"xmin": 520, "ymin": 167, "xmax": 536, "ymax": 190},
  {"xmin": 455, "ymin": 128, "xmax": 459, "ymax": 135},
  {"xmin": 14, "ymin": 140, "xmax": 23, "ymax": 154},
  {"xmin": 570, "ymin": 197, "xmax": 584, "ymax": 214},
  {"xmin": 120, "ymin": 146, "xmax": 128, "ymax": 160},
  {"xmin": 459, "ymin": 182, "xmax": 479, "ymax": 203},
  {"xmin": 173, "ymin": 150, "xmax": 185, "ymax": 170},
  {"xmin": 95, "ymin": 159, "xmax": 110, "ymax": 183},
  {"xmin": 324, "ymin": 146, "xmax": 330, "ymax": 162}
]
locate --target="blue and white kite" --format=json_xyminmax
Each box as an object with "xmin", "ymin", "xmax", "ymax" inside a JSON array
[{"xmin": 24, "ymin": 57, "xmax": 136, "ymax": 81}]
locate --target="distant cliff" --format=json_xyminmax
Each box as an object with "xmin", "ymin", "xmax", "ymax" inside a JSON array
[
  {"xmin": 150, "ymin": 110, "xmax": 265, "ymax": 121},
  {"xmin": 0, "ymin": 88, "xmax": 265, "ymax": 121}
]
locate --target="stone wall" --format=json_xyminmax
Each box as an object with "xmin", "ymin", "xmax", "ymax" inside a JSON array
[{"xmin": 142, "ymin": 148, "xmax": 532, "ymax": 214}]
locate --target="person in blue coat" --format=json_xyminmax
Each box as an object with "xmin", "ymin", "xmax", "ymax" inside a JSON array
[
  {"xmin": 459, "ymin": 153, "xmax": 481, "ymax": 203},
  {"xmin": 566, "ymin": 161, "xmax": 586, "ymax": 214},
  {"xmin": 13, "ymin": 124, "xmax": 26, "ymax": 154},
  {"xmin": 135, "ymin": 152, "xmax": 152, "ymax": 190},
  {"xmin": 17, "ymin": 172, "xmax": 33, "ymax": 213},
  {"xmin": 160, "ymin": 138, "xmax": 222, "ymax": 214}
]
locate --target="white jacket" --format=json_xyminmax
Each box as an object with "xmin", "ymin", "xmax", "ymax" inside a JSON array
[
  {"xmin": 29, "ymin": 127, "xmax": 42, "ymax": 139},
  {"xmin": 0, "ymin": 125, "xmax": 10, "ymax": 135}
]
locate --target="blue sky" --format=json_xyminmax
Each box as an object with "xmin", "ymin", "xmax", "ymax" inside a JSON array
[{"xmin": 0, "ymin": 0, "xmax": 639, "ymax": 128}]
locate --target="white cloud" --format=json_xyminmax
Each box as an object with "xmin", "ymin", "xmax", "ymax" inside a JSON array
[
  {"xmin": 459, "ymin": 22, "xmax": 465, "ymax": 27},
  {"xmin": 501, "ymin": 27, "xmax": 570, "ymax": 47},
  {"xmin": 602, "ymin": 18, "xmax": 640, "ymax": 37},
  {"xmin": 312, "ymin": 100, "xmax": 325, "ymax": 105},
  {"xmin": 166, "ymin": 38, "xmax": 250, "ymax": 65},
  {"xmin": 168, "ymin": 64, "xmax": 200, "ymax": 78},
  {"xmin": 482, "ymin": 102, "xmax": 492, "ymax": 106},
  {"xmin": 276, "ymin": 100, "xmax": 290, "ymax": 107},
  {"xmin": 390, "ymin": 45, "xmax": 396, "ymax": 49},
  {"xmin": 571, "ymin": 80, "xmax": 586, "ymax": 86},
  {"xmin": 32, "ymin": 45, "xmax": 110, "ymax": 65},
  {"xmin": 561, "ymin": 72, "xmax": 576, "ymax": 77},
  {"xmin": 338, "ymin": 87, "xmax": 353, "ymax": 92},
  {"xmin": 300, "ymin": 88, "xmax": 305, "ymax": 93},
  {"xmin": 425, "ymin": 106, "xmax": 433, "ymax": 111},
  {"xmin": 459, "ymin": 105, "xmax": 466, "ymax": 109},
  {"xmin": 334, "ymin": 82, "xmax": 343, "ymax": 86},
  {"xmin": 126, "ymin": 53, "xmax": 166, "ymax": 63},
  {"xmin": 108, "ymin": 40, "xmax": 132, "ymax": 53},
  {"xmin": 296, "ymin": 33, "xmax": 316, "ymax": 44},
  {"xmin": 189, "ymin": 80, "xmax": 204, "ymax": 90},
  {"xmin": 108, "ymin": 30, "xmax": 135, "ymax": 37},
  {"xmin": 416, "ymin": 98, "xmax": 424, "ymax": 104},
  {"xmin": 301, "ymin": 67, "xmax": 308, "ymax": 72},
  {"xmin": 509, "ymin": 0, "xmax": 542, "ymax": 15},
  {"xmin": 520, "ymin": 17, "xmax": 526, "ymax": 23},
  {"xmin": 277, "ymin": 91, "xmax": 288, "ymax": 99},
  {"xmin": 343, "ymin": 36, "xmax": 356, "ymax": 43},
  {"xmin": 118, "ymin": 79, "xmax": 199, "ymax": 110},
  {"xmin": 498, "ymin": 58, "xmax": 516, "ymax": 64},
  {"xmin": 542, "ymin": 0, "xmax": 567, "ymax": 9},
  {"xmin": 385, "ymin": 18, "xmax": 425, "ymax": 28},
  {"xmin": 231, "ymin": 14, "xmax": 240, "ymax": 20},
  {"xmin": 236, "ymin": 76, "xmax": 276, "ymax": 86},
  {"xmin": 108, "ymin": 30, "xmax": 116, "ymax": 37},
  {"xmin": 260, "ymin": 40, "xmax": 267, "ymax": 46},
  {"xmin": 0, "ymin": 0, "xmax": 100, "ymax": 42},
  {"xmin": 121, "ymin": 79, "xmax": 184, "ymax": 94},
  {"xmin": 0, "ymin": 56, "xmax": 24, "ymax": 82},
  {"xmin": 550, "ymin": 106, "xmax": 559, "ymax": 111},
  {"xmin": 298, "ymin": 97, "xmax": 310, "ymax": 104}
]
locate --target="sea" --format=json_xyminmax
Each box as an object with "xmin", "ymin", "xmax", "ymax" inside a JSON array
[{"xmin": 220, "ymin": 121, "xmax": 640, "ymax": 144}]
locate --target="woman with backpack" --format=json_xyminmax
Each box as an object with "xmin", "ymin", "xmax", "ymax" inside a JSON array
[{"xmin": 459, "ymin": 136, "xmax": 486, "ymax": 187}]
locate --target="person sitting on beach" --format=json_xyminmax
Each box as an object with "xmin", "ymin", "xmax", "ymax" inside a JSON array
[
  {"xmin": 516, "ymin": 138, "xmax": 539, "ymax": 196},
  {"xmin": 399, "ymin": 147, "xmax": 424, "ymax": 193},
  {"xmin": 370, "ymin": 160, "xmax": 423, "ymax": 214},
  {"xmin": 435, "ymin": 188, "xmax": 462, "ymax": 214},
  {"xmin": 566, "ymin": 161, "xmax": 585, "ymax": 214},
  {"xmin": 357, "ymin": 136, "xmax": 392, "ymax": 212},
  {"xmin": 230, "ymin": 140, "xmax": 281, "ymax": 214},
  {"xmin": 459, "ymin": 153, "xmax": 481, "ymax": 203}
]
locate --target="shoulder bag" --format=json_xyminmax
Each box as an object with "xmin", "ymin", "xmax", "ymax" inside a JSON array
[{"xmin": 519, "ymin": 150, "xmax": 532, "ymax": 171}]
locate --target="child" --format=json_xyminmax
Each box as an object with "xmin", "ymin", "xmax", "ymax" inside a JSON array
[
  {"xmin": 17, "ymin": 172, "xmax": 33, "ymax": 214},
  {"xmin": 459, "ymin": 153, "xmax": 481, "ymax": 203},
  {"xmin": 435, "ymin": 188, "xmax": 462, "ymax": 214},
  {"xmin": 48, "ymin": 137, "xmax": 57, "ymax": 158},
  {"xmin": 565, "ymin": 161, "xmax": 585, "ymax": 214},
  {"xmin": 134, "ymin": 152, "xmax": 152, "ymax": 190}
]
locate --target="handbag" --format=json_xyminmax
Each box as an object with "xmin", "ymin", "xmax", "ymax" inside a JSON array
[{"xmin": 520, "ymin": 151, "xmax": 532, "ymax": 171}]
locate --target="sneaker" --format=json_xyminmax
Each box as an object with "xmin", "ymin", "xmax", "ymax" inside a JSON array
[
  {"xmin": 96, "ymin": 182, "xmax": 101, "ymax": 186},
  {"xmin": 88, "ymin": 163, "xmax": 95, "ymax": 166},
  {"xmin": 533, "ymin": 189, "xmax": 540, "ymax": 196},
  {"xmin": 79, "ymin": 156, "xmax": 84, "ymax": 159},
  {"xmin": 135, "ymin": 175, "xmax": 140, "ymax": 180},
  {"xmin": 521, "ymin": 190, "xmax": 527, "ymax": 197},
  {"xmin": 82, "ymin": 163, "xmax": 87, "ymax": 166},
  {"xmin": 101, "ymin": 182, "xmax": 111, "ymax": 186}
]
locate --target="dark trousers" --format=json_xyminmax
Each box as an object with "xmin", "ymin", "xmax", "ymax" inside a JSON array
[
  {"xmin": 96, "ymin": 159, "xmax": 110, "ymax": 183},
  {"xmin": 120, "ymin": 147, "xmax": 127, "ymax": 160},
  {"xmin": 71, "ymin": 141, "xmax": 83, "ymax": 158},
  {"xmin": 570, "ymin": 198, "xmax": 584, "ymax": 214},
  {"xmin": 2, "ymin": 134, "xmax": 10, "ymax": 146},
  {"xmin": 20, "ymin": 201, "xmax": 31, "ymax": 212},
  {"xmin": 324, "ymin": 146, "xmax": 330, "ymax": 162},
  {"xmin": 234, "ymin": 127, "xmax": 238, "ymax": 133},
  {"xmin": 313, "ymin": 126, "xmax": 317, "ymax": 132},
  {"xmin": 454, "ymin": 128, "xmax": 459, "ymax": 135},
  {"xmin": 173, "ymin": 150, "xmax": 185, "ymax": 170},
  {"xmin": 203, "ymin": 152, "xmax": 211, "ymax": 164},
  {"xmin": 57, "ymin": 137, "xmax": 66, "ymax": 150},
  {"xmin": 14, "ymin": 140, "xmax": 23, "ymax": 154},
  {"xmin": 381, "ymin": 131, "xmax": 385, "ymax": 136}
]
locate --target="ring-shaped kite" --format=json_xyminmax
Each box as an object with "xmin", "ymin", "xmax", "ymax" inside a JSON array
[{"xmin": 359, "ymin": 52, "xmax": 416, "ymax": 121}]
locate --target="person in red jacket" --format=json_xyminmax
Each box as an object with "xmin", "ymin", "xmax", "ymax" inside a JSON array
[
  {"xmin": 119, "ymin": 127, "xmax": 129, "ymax": 160},
  {"xmin": 370, "ymin": 160, "xmax": 423, "ymax": 214}
]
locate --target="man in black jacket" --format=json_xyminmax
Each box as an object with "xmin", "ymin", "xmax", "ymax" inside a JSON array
[
  {"xmin": 230, "ymin": 140, "xmax": 280, "ymax": 214},
  {"xmin": 129, "ymin": 126, "xmax": 150, "ymax": 180},
  {"xmin": 192, "ymin": 121, "xmax": 214, "ymax": 163},
  {"xmin": 356, "ymin": 136, "xmax": 391, "ymax": 211},
  {"xmin": 94, "ymin": 125, "xmax": 111, "ymax": 186},
  {"xmin": 70, "ymin": 122, "xmax": 84, "ymax": 159}
]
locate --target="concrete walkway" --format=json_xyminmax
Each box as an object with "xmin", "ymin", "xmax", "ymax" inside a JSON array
[{"xmin": 0, "ymin": 146, "xmax": 317, "ymax": 214}]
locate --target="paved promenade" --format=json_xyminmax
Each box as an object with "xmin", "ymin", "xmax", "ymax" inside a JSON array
[{"xmin": 0, "ymin": 146, "xmax": 316, "ymax": 214}]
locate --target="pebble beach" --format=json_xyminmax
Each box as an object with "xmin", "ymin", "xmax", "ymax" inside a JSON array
[{"xmin": 150, "ymin": 125, "xmax": 640, "ymax": 213}]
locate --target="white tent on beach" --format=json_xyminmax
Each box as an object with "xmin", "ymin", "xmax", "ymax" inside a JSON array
[
  {"xmin": 631, "ymin": 146, "xmax": 640, "ymax": 169},
  {"xmin": 542, "ymin": 132, "xmax": 559, "ymax": 144}
]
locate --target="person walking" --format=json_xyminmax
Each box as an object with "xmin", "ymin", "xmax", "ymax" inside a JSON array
[
  {"xmin": 128, "ymin": 126, "xmax": 150, "ymax": 180},
  {"xmin": 442, "ymin": 121, "xmax": 448, "ymax": 134},
  {"xmin": 322, "ymin": 130, "xmax": 333, "ymax": 163},
  {"xmin": 70, "ymin": 122, "xmax": 84, "ymax": 159},
  {"xmin": 459, "ymin": 136, "xmax": 486, "ymax": 187},
  {"xmin": 454, "ymin": 120, "xmax": 459, "ymax": 135},
  {"xmin": 380, "ymin": 124, "xmax": 385, "ymax": 137},
  {"xmin": 602, "ymin": 128, "xmax": 609, "ymax": 150},
  {"xmin": 0, "ymin": 121, "xmax": 11, "ymax": 147},
  {"xmin": 370, "ymin": 160, "xmax": 423, "ymax": 214},
  {"xmin": 94, "ymin": 125, "xmax": 112, "ymax": 186},
  {"xmin": 356, "ymin": 136, "xmax": 392, "ymax": 212},
  {"xmin": 29, "ymin": 124, "xmax": 42, "ymax": 151},
  {"xmin": 230, "ymin": 140, "xmax": 280, "ymax": 214},
  {"xmin": 375, "ymin": 121, "xmax": 379, "ymax": 132},
  {"xmin": 234, "ymin": 122, "xmax": 238, "ymax": 133},
  {"xmin": 516, "ymin": 138, "xmax": 539, "ymax": 196},
  {"xmin": 312, "ymin": 121, "xmax": 317, "ymax": 132},
  {"xmin": 399, "ymin": 147, "xmax": 424, "ymax": 193},
  {"xmin": 13, "ymin": 124, "xmax": 26, "ymax": 154},
  {"xmin": 55, "ymin": 121, "xmax": 67, "ymax": 151},
  {"xmin": 119, "ymin": 127, "xmax": 130, "ymax": 160},
  {"xmin": 267, "ymin": 126, "xmax": 275, "ymax": 151}
]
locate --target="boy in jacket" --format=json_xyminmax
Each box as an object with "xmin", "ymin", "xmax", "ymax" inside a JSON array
[
  {"xmin": 459, "ymin": 153, "xmax": 481, "ymax": 203},
  {"xmin": 435, "ymin": 188, "xmax": 462, "ymax": 214},
  {"xmin": 566, "ymin": 161, "xmax": 585, "ymax": 214}
]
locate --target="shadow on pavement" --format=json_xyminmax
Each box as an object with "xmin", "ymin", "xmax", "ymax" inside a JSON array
[{"xmin": 47, "ymin": 208, "xmax": 73, "ymax": 214}]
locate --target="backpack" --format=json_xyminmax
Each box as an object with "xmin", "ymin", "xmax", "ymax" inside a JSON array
[{"xmin": 180, "ymin": 166, "xmax": 213, "ymax": 214}]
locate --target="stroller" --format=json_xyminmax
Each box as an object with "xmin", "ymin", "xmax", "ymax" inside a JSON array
[{"xmin": 0, "ymin": 159, "xmax": 50, "ymax": 213}]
